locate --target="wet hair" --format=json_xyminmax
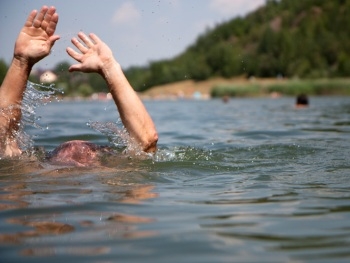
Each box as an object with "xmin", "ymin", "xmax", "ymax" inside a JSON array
[{"xmin": 46, "ymin": 140, "xmax": 112, "ymax": 167}]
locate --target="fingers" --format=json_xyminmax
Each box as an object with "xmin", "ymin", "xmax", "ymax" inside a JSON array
[
  {"xmin": 66, "ymin": 47, "xmax": 83, "ymax": 63},
  {"xmin": 69, "ymin": 32, "xmax": 97, "ymax": 56},
  {"xmin": 71, "ymin": 36, "xmax": 89, "ymax": 54},
  {"xmin": 24, "ymin": 10, "xmax": 37, "ymax": 27},
  {"xmin": 66, "ymin": 32, "xmax": 93, "ymax": 62},
  {"xmin": 68, "ymin": 64, "xmax": 81, "ymax": 72},
  {"xmin": 88, "ymin": 33, "xmax": 102, "ymax": 44},
  {"xmin": 25, "ymin": 6, "xmax": 58, "ymax": 36},
  {"xmin": 78, "ymin": 32, "xmax": 95, "ymax": 48},
  {"xmin": 46, "ymin": 12, "xmax": 59, "ymax": 36},
  {"xmin": 48, "ymin": 34, "xmax": 60, "ymax": 50},
  {"xmin": 41, "ymin": 6, "xmax": 57, "ymax": 31},
  {"xmin": 33, "ymin": 6, "xmax": 48, "ymax": 28}
]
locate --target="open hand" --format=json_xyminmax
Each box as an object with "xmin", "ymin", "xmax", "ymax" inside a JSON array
[
  {"xmin": 14, "ymin": 6, "xmax": 60, "ymax": 66},
  {"xmin": 66, "ymin": 32, "xmax": 115, "ymax": 74}
]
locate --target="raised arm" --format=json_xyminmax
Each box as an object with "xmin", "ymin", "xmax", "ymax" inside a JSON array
[
  {"xmin": 66, "ymin": 32, "xmax": 158, "ymax": 152},
  {"xmin": 0, "ymin": 6, "xmax": 60, "ymax": 157}
]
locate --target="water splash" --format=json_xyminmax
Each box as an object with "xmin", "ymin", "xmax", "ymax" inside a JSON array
[
  {"xmin": 21, "ymin": 81, "xmax": 62, "ymax": 130},
  {"xmin": 153, "ymin": 146, "xmax": 213, "ymax": 163},
  {"xmin": 87, "ymin": 120, "xmax": 159, "ymax": 159},
  {"xmin": 0, "ymin": 81, "xmax": 62, "ymax": 152},
  {"xmin": 88, "ymin": 119, "xmax": 215, "ymax": 163},
  {"xmin": 87, "ymin": 120, "xmax": 128, "ymax": 149},
  {"xmin": 87, "ymin": 120, "xmax": 149, "ymax": 157}
]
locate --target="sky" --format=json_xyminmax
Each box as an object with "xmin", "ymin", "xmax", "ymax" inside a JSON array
[{"xmin": 0, "ymin": 0, "xmax": 265, "ymax": 70}]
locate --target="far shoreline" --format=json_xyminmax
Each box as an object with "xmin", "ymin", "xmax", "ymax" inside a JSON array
[
  {"xmin": 55, "ymin": 77, "xmax": 350, "ymax": 101},
  {"xmin": 139, "ymin": 77, "xmax": 350, "ymax": 100}
]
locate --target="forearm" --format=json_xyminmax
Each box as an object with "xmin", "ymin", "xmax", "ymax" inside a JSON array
[
  {"xmin": 66, "ymin": 32, "xmax": 158, "ymax": 152},
  {"xmin": 0, "ymin": 57, "xmax": 32, "ymax": 108},
  {"xmin": 101, "ymin": 60, "xmax": 158, "ymax": 152},
  {"xmin": 0, "ymin": 58, "xmax": 31, "ymax": 156},
  {"xmin": 0, "ymin": 57, "xmax": 31, "ymax": 131}
]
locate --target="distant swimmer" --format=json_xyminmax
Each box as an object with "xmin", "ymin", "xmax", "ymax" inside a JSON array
[
  {"xmin": 295, "ymin": 94, "xmax": 309, "ymax": 108},
  {"xmin": 0, "ymin": 6, "xmax": 158, "ymax": 167}
]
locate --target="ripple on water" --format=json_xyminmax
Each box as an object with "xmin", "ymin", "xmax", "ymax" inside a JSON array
[{"xmin": 1, "ymin": 97, "xmax": 350, "ymax": 262}]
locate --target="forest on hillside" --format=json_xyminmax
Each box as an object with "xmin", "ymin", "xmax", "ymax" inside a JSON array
[
  {"xmin": 1, "ymin": 0, "xmax": 349, "ymax": 96},
  {"xmin": 125, "ymin": 0, "xmax": 350, "ymax": 92}
]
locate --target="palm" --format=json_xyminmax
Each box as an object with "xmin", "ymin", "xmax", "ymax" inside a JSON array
[
  {"xmin": 14, "ymin": 6, "xmax": 59, "ymax": 65},
  {"xmin": 81, "ymin": 43, "xmax": 113, "ymax": 72},
  {"xmin": 16, "ymin": 28, "xmax": 51, "ymax": 62},
  {"xmin": 67, "ymin": 32, "xmax": 114, "ymax": 73},
  {"xmin": 78, "ymin": 48, "xmax": 102, "ymax": 72}
]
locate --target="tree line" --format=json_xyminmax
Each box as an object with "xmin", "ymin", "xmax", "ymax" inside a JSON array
[
  {"xmin": 125, "ymin": 0, "xmax": 350, "ymax": 92},
  {"xmin": 1, "ymin": 0, "xmax": 349, "ymax": 96}
]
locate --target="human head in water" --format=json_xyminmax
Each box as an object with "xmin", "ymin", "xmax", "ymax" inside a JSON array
[
  {"xmin": 46, "ymin": 140, "xmax": 112, "ymax": 167},
  {"xmin": 296, "ymin": 94, "xmax": 309, "ymax": 108},
  {"xmin": 0, "ymin": 6, "xmax": 158, "ymax": 166}
]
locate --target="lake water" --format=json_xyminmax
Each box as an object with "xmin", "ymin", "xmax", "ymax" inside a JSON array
[{"xmin": 1, "ymin": 94, "xmax": 350, "ymax": 262}]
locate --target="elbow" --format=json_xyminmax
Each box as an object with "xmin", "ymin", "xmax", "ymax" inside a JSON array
[{"xmin": 142, "ymin": 131, "xmax": 158, "ymax": 153}]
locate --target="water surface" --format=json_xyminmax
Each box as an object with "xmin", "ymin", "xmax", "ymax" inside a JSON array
[{"xmin": 1, "ymin": 96, "xmax": 350, "ymax": 262}]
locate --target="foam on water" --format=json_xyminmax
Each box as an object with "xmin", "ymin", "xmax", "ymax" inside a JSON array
[{"xmin": 153, "ymin": 146, "xmax": 213, "ymax": 162}]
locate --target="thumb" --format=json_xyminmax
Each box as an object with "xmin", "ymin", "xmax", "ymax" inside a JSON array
[
  {"xmin": 49, "ymin": 35, "xmax": 60, "ymax": 48},
  {"xmin": 68, "ymin": 64, "xmax": 82, "ymax": 72}
]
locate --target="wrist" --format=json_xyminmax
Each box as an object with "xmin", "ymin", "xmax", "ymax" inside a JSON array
[
  {"xmin": 100, "ymin": 58, "xmax": 122, "ymax": 79},
  {"xmin": 12, "ymin": 56, "xmax": 34, "ymax": 72}
]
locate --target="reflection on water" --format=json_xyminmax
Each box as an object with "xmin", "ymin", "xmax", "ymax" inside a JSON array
[
  {"xmin": 0, "ymin": 167, "xmax": 158, "ymax": 257},
  {"xmin": 1, "ymin": 97, "xmax": 350, "ymax": 262}
]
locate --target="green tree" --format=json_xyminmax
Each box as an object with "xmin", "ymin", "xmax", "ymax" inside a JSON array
[
  {"xmin": 53, "ymin": 62, "xmax": 73, "ymax": 95},
  {"xmin": 111, "ymin": 0, "xmax": 350, "ymax": 91},
  {"xmin": 77, "ymin": 83, "xmax": 94, "ymax": 97},
  {"xmin": 87, "ymin": 73, "xmax": 108, "ymax": 93},
  {"xmin": 125, "ymin": 66, "xmax": 151, "ymax": 92},
  {"xmin": 53, "ymin": 61, "xmax": 90, "ymax": 96},
  {"xmin": 338, "ymin": 53, "xmax": 350, "ymax": 76},
  {"xmin": 0, "ymin": 59, "xmax": 8, "ymax": 85},
  {"xmin": 206, "ymin": 42, "xmax": 243, "ymax": 77}
]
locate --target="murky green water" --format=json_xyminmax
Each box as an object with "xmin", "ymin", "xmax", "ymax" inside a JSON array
[{"xmin": 1, "ymin": 95, "xmax": 350, "ymax": 262}]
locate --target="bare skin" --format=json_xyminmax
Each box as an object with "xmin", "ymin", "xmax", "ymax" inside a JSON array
[
  {"xmin": 0, "ymin": 6, "xmax": 158, "ymax": 166},
  {"xmin": 0, "ymin": 6, "xmax": 59, "ymax": 157},
  {"xmin": 66, "ymin": 32, "xmax": 158, "ymax": 152}
]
